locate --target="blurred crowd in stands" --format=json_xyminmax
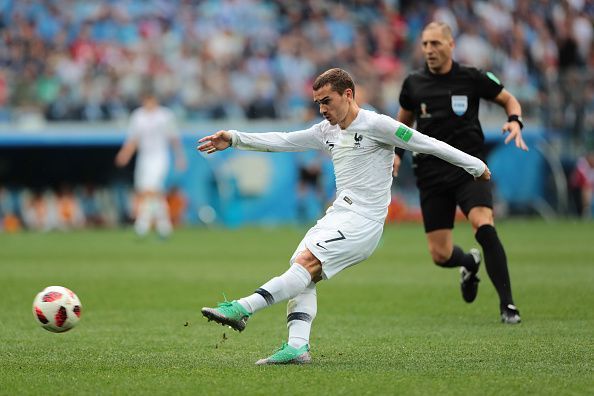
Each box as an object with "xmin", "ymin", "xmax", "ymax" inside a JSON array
[
  {"xmin": 0, "ymin": 0, "xmax": 593, "ymax": 146},
  {"xmin": 0, "ymin": 183, "xmax": 187, "ymax": 233}
]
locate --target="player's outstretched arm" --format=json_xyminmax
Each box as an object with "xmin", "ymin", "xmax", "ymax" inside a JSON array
[
  {"xmin": 197, "ymin": 130, "xmax": 232, "ymax": 154},
  {"xmin": 199, "ymin": 126, "xmax": 324, "ymax": 153},
  {"xmin": 377, "ymin": 115, "xmax": 487, "ymax": 179},
  {"xmin": 404, "ymin": 129, "xmax": 487, "ymax": 179}
]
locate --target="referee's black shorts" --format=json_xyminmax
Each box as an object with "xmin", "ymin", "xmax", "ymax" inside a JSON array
[{"xmin": 419, "ymin": 178, "xmax": 493, "ymax": 233}]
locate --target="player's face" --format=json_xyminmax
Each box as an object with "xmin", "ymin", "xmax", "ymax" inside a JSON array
[
  {"xmin": 421, "ymin": 27, "xmax": 454, "ymax": 74},
  {"xmin": 143, "ymin": 96, "xmax": 158, "ymax": 110},
  {"xmin": 313, "ymin": 84, "xmax": 351, "ymax": 126}
]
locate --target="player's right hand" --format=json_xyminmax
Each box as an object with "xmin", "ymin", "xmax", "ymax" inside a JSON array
[{"xmin": 197, "ymin": 130, "xmax": 232, "ymax": 154}]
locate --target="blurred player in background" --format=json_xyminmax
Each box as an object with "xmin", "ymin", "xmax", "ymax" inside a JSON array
[
  {"xmin": 198, "ymin": 68, "xmax": 490, "ymax": 365},
  {"xmin": 115, "ymin": 91, "xmax": 186, "ymax": 238},
  {"xmin": 570, "ymin": 150, "xmax": 594, "ymax": 218},
  {"xmin": 394, "ymin": 22, "xmax": 528, "ymax": 324}
]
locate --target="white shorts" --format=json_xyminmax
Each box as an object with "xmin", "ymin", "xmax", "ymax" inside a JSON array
[
  {"xmin": 134, "ymin": 157, "xmax": 168, "ymax": 193},
  {"xmin": 290, "ymin": 206, "xmax": 384, "ymax": 279}
]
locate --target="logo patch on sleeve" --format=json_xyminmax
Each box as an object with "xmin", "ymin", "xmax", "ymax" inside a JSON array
[
  {"xmin": 486, "ymin": 71, "xmax": 501, "ymax": 85},
  {"xmin": 395, "ymin": 125, "xmax": 413, "ymax": 142}
]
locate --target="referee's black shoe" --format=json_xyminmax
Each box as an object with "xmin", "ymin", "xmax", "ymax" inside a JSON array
[
  {"xmin": 460, "ymin": 248, "xmax": 481, "ymax": 303},
  {"xmin": 500, "ymin": 304, "xmax": 521, "ymax": 324}
]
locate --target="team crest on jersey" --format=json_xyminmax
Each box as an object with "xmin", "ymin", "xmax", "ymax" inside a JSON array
[
  {"xmin": 353, "ymin": 133, "xmax": 363, "ymax": 148},
  {"xmin": 451, "ymin": 95, "xmax": 467, "ymax": 116}
]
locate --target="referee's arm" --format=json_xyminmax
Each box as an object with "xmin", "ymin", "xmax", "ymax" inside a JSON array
[
  {"xmin": 492, "ymin": 89, "xmax": 529, "ymax": 151},
  {"xmin": 393, "ymin": 107, "xmax": 415, "ymax": 176}
]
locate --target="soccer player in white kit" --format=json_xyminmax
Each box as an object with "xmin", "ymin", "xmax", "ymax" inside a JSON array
[
  {"xmin": 198, "ymin": 68, "xmax": 490, "ymax": 365},
  {"xmin": 115, "ymin": 92, "xmax": 186, "ymax": 238}
]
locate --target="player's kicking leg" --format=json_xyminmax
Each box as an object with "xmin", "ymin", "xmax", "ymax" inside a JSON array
[
  {"xmin": 201, "ymin": 262, "xmax": 313, "ymax": 332},
  {"xmin": 201, "ymin": 301, "xmax": 251, "ymax": 332}
]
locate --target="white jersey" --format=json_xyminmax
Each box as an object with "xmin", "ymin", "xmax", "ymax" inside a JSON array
[
  {"xmin": 128, "ymin": 106, "xmax": 179, "ymax": 192},
  {"xmin": 230, "ymin": 109, "xmax": 485, "ymax": 223}
]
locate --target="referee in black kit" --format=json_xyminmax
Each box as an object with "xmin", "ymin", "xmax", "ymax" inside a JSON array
[{"xmin": 394, "ymin": 22, "xmax": 528, "ymax": 324}]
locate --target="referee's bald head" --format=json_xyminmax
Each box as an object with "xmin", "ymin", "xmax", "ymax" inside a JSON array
[{"xmin": 423, "ymin": 22, "xmax": 453, "ymax": 41}]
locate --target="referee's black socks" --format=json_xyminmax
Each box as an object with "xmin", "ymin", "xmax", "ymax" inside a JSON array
[
  {"xmin": 475, "ymin": 224, "xmax": 514, "ymax": 307},
  {"xmin": 438, "ymin": 245, "xmax": 478, "ymax": 273}
]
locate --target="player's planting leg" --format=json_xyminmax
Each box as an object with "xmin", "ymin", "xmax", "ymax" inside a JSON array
[
  {"xmin": 201, "ymin": 263, "xmax": 312, "ymax": 332},
  {"xmin": 255, "ymin": 343, "xmax": 312, "ymax": 366},
  {"xmin": 474, "ymin": 224, "xmax": 521, "ymax": 323},
  {"xmin": 287, "ymin": 282, "xmax": 317, "ymax": 348},
  {"xmin": 255, "ymin": 282, "xmax": 317, "ymax": 365}
]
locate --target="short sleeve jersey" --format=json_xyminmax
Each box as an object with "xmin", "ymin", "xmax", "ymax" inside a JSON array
[{"xmin": 399, "ymin": 62, "xmax": 503, "ymax": 189}]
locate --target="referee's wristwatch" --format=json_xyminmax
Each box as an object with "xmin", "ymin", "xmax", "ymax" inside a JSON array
[{"xmin": 507, "ymin": 114, "xmax": 524, "ymax": 130}]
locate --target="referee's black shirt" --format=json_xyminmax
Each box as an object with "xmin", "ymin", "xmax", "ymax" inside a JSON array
[{"xmin": 399, "ymin": 61, "xmax": 503, "ymax": 190}]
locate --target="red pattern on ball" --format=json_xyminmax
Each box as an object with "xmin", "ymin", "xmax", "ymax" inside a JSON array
[
  {"xmin": 35, "ymin": 306, "xmax": 49, "ymax": 324},
  {"xmin": 42, "ymin": 292, "xmax": 62, "ymax": 302},
  {"xmin": 55, "ymin": 306, "xmax": 67, "ymax": 327}
]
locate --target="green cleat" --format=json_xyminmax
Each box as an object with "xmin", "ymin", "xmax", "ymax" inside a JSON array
[
  {"xmin": 201, "ymin": 300, "xmax": 251, "ymax": 332},
  {"xmin": 255, "ymin": 343, "xmax": 311, "ymax": 365}
]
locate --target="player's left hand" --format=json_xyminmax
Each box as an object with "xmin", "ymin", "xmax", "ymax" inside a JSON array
[
  {"xmin": 476, "ymin": 164, "xmax": 491, "ymax": 181},
  {"xmin": 502, "ymin": 122, "xmax": 529, "ymax": 151}
]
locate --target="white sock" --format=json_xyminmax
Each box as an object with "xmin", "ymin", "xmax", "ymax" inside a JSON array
[
  {"xmin": 287, "ymin": 282, "xmax": 317, "ymax": 348},
  {"xmin": 154, "ymin": 197, "xmax": 172, "ymax": 237},
  {"xmin": 238, "ymin": 263, "xmax": 311, "ymax": 314},
  {"xmin": 134, "ymin": 197, "xmax": 152, "ymax": 236}
]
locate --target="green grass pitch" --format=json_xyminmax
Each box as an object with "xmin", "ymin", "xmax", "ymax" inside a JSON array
[{"xmin": 1, "ymin": 220, "xmax": 593, "ymax": 395}]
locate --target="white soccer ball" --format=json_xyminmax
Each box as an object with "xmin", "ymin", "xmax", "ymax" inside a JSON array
[{"xmin": 32, "ymin": 286, "xmax": 82, "ymax": 333}]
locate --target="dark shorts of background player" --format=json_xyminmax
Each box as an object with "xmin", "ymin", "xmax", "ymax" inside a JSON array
[{"xmin": 419, "ymin": 178, "xmax": 493, "ymax": 233}]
